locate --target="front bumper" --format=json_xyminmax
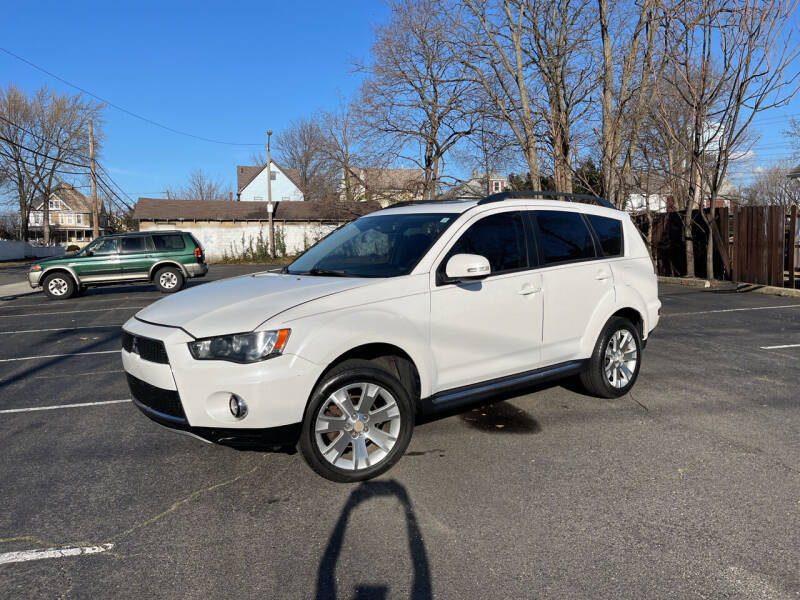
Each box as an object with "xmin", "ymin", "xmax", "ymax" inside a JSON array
[
  {"xmin": 28, "ymin": 270, "xmax": 42, "ymax": 288},
  {"xmin": 185, "ymin": 262, "xmax": 208, "ymax": 278},
  {"xmin": 121, "ymin": 317, "xmax": 322, "ymax": 444}
]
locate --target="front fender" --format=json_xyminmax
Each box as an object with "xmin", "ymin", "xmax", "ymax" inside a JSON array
[
  {"xmin": 40, "ymin": 265, "xmax": 81, "ymax": 286},
  {"xmin": 284, "ymin": 303, "xmax": 435, "ymax": 398}
]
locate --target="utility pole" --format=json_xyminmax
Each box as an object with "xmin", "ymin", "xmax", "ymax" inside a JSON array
[
  {"xmin": 89, "ymin": 119, "xmax": 99, "ymax": 239},
  {"xmin": 266, "ymin": 129, "xmax": 275, "ymax": 259}
]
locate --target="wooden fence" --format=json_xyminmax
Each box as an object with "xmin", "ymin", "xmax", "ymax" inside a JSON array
[{"xmin": 635, "ymin": 204, "xmax": 799, "ymax": 288}]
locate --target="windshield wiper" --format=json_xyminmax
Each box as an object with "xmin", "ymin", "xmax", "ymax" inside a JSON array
[{"xmin": 307, "ymin": 268, "xmax": 350, "ymax": 277}]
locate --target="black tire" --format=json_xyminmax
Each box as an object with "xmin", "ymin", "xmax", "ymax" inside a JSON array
[
  {"xmin": 42, "ymin": 272, "xmax": 76, "ymax": 300},
  {"xmin": 153, "ymin": 266, "xmax": 185, "ymax": 293},
  {"xmin": 299, "ymin": 359, "xmax": 414, "ymax": 483},
  {"xmin": 74, "ymin": 285, "xmax": 88, "ymax": 296},
  {"xmin": 580, "ymin": 316, "xmax": 642, "ymax": 398}
]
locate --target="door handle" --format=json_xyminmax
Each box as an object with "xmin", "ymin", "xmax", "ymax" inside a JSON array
[
  {"xmin": 595, "ymin": 272, "xmax": 611, "ymax": 281},
  {"xmin": 518, "ymin": 284, "xmax": 541, "ymax": 295}
]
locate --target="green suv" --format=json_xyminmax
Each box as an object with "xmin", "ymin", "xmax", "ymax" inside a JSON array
[{"xmin": 28, "ymin": 231, "xmax": 208, "ymax": 300}]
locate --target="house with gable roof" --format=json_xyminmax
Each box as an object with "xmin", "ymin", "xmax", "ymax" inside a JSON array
[
  {"xmin": 236, "ymin": 161, "xmax": 304, "ymax": 202},
  {"xmin": 27, "ymin": 182, "xmax": 108, "ymax": 245}
]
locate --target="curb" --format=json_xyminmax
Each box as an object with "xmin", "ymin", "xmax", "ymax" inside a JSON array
[{"xmin": 658, "ymin": 276, "xmax": 800, "ymax": 298}]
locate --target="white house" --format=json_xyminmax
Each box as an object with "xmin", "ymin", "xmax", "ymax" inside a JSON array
[{"xmin": 237, "ymin": 161, "xmax": 304, "ymax": 202}]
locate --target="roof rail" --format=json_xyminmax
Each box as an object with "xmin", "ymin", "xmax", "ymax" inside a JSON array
[{"xmin": 477, "ymin": 191, "xmax": 616, "ymax": 210}]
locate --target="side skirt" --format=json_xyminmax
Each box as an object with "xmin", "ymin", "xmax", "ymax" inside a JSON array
[{"xmin": 421, "ymin": 360, "xmax": 587, "ymax": 415}]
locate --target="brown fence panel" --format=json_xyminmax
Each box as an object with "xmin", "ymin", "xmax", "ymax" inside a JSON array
[{"xmin": 733, "ymin": 206, "xmax": 786, "ymax": 286}]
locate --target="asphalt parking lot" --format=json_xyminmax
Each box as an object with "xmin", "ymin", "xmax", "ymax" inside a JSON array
[{"xmin": 1, "ymin": 265, "xmax": 798, "ymax": 599}]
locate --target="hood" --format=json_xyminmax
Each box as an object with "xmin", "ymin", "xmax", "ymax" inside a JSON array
[{"xmin": 135, "ymin": 272, "xmax": 370, "ymax": 338}]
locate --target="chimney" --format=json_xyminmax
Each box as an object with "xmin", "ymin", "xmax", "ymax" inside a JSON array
[{"xmin": 229, "ymin": 191, "xmax": 233, "ymax": 201}]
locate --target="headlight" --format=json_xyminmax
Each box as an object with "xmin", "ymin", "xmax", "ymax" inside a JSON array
[
  {"xmin": 188, "ymin": 329, "xmax": 290, "ymax": 363},
  {"xmin": 30, "ymin": 264, "xmax": 41, "ymax": 272}
]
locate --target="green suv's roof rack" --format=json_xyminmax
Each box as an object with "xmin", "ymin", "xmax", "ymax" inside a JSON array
[{"xmin": 477, "ymin": 191, "xmax": 616, "ymax": 210}]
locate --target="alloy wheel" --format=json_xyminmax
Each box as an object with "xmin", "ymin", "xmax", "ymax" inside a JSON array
[
  {"xmin": 159, "ymin": 271, "xmax": 178, "ymax": 289},
  {"xmin": 48, "ymin": 277, "xmax": 69, "ymax": 296},
  {"xmin": 314, "ymin": 382, "xmax": 401, "ymax": 471},
  {"xmin": 604, "ymin": 329, "xmax": 638, "ymax": 389}
]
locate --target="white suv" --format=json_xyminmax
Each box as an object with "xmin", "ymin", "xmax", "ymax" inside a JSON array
[{"xmin": 122, "ymin": 194, "xmax": 660, "ymax": 482}]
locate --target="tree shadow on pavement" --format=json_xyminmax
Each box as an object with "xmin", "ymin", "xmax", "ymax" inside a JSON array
[{"xmin": 315, "ymin": 480, "xmax": 432, "ymax": 600}]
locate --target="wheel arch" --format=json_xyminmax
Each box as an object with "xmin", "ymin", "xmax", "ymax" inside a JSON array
[
  {"xmin": 148, "ymin": 260, "xmax": 188, "ymax": 280},
  {"xmin": 41, "ymin": 266, "xmax": 80, "ymax": 286},
  {"xmin": 309, "ymin": 342, "xmax": 423, "ymax": 415}
]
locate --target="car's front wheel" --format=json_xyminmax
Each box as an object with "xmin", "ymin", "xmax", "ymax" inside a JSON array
[
  {"xmin": 42, "ymin": 272, "xmax": 75, "ymax": 300},
  {"xmin": 154, "ymin": 266, "xmax": 185, "ymax": 293},
  {"xmin": 299, "ymin": 359, "xmax": 414, "ymax": 483},
  {"xmin": 580, "ymin": 316, "xmax": 642, "ymax": 398}
]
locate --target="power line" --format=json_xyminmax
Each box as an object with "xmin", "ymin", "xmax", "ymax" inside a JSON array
[
  {"xmin": 0, "ymin": 46, "xmax": 262, "ymax": 147},
  {"xmin": 0, "ymin": 134, "xmax": 91, "ymax": 169}
]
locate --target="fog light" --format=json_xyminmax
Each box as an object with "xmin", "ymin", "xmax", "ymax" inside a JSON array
[{"xmin": 229, "ymin": 394, "xmax": 247, "ymax": 419}]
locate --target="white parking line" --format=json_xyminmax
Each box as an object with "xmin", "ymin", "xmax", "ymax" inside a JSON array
[
  {"xmin": 760, "ymin": 343, "xmax": 800, "ymax": 350},
  {"xmin": 0, "ymin": 306, "xmax": 144, "ymax": 318},
  {"xmin": 0, "ymin": 543, "xmax": 114, "ymax": 565},
  {"xmin": 0, "ymin": 325, "xmax": 121, "ymax": 335},
  {"xmin": 665, "ymin": 304, "xmax": 800, "ymax": 317},
  {"xmin": 0, "ymin": 350, "xmax": 120, "ymax": 363},
  {"xmin": 0, "ymin": 399, "xmax": 131, "ymax": 414}
]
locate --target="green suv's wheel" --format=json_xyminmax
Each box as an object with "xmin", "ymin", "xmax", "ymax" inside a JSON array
[
  {"xmin": 299, "ymin": 359, "xmax": 414, "ymax": 483},
  {"xmin": 42, "ymin": 272, "xmax": 75, "ymax": 300},
  {"xmin": 154, "ymin": 266, "xmax": 185, "ymax": 293},
  {"xmin": 580, "ymin": 316, "xmax": 642, "ymax": 398}
]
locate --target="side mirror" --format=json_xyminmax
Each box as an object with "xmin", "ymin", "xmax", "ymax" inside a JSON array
[{"xmin": 444, "ymin": 253, "xmax": 491, "ymax": 283}]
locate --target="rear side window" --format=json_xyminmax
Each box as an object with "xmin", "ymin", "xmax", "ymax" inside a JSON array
[
  {"xmin": 535, "ymin": 211, "xmax": 596, "ymax": 264},
  {"xmin": 445, "ymin": 211, "xmax": 528, "ymax": 275},
  {"xmin": 586, "ymin": 215, "xmax": 623, "ymax": 257},
  {"xmin": 152, "ymin": 234, "xmax": 186, "ymax": 251},
  {"xmin": 120, "ymin": 237, "xmax": 146, "ymax": 253}
]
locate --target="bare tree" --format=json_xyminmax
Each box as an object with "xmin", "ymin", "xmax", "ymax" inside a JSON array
[
  {"xmin": 274, "ymin": 116, "xmax": 337, "ymax": 201},
  {"xmin": 358, "ymin": 0, "xmax": 476, "ymax": 199},
  {"xmin": 743, "ymin": 159, "xmax": 800, "ymax": 207},
  {"xmin": 319, "ymin": 100, "xmax": 372, "ymax": 203},
  {"xmin": 449, "ymin": 0, "xmax": 543, "ymax": 189},
  {"xmin": 168, "ymin": 169, "xmax": 230, "ymax": 201},
  {"xmin": 0, "ymin": 84, "xmax": 103, "ymax": 241},
  {"xmin": 659, "ymin": 0, "xmax": 799, "ymax": 278}
]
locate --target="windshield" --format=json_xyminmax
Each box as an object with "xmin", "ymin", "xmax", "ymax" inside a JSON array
[{"xmin": 287, "ymin": 213, "xmax": 456, "ymax": 278}]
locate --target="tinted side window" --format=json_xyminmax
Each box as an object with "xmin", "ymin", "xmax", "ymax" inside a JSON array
[
  {"xmin": 153, "ymin": 234, "xmax": 186, "ymax": 251},
  {"xmin": 445, "ymin": 212, "xmax": 528, "ymax": 275},
  {"xmin": 120, "ymin": 237, "xmax": 146, "ymax": 253},
  {"xmin": 535, "ymin": 211, "xmax": 596, "ymax": 264},
  {"xmin": 587, "ymin": 215, "xmax": 623, "ymax": 257}
]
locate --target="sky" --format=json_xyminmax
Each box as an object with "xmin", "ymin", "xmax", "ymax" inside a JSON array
[
  {"xmin": 1, "ymin": 0, "xmax": 799, "ymax": 208},
  {"xmin": 0, "ymin": 0, "xmax": 390, "ymax": 206}
]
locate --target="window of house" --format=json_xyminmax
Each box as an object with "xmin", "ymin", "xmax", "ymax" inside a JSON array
[
  {"xmin": 493, "ymin": 180, "xmax": 500, "ymax": 192},
  {"xmin": 586, "ymin": 215, "xmax": 623, "ymax": 257},
  {"xmin": 270, "ymin": 171, "xmax": 277, "ymax": 181},
  {"xmin": 32, "ymin": 213, "xmax": 42, "ymax": 225},
  {"xmin": 152, "ymin": 234, "xmax": 186, "ymax": 251},
  {"xmin": 443, "ymin": 211, "xmax": 528, "ymax": 276},
  {"xmin": 535, "ymin": 210, "xmax": 597, "ymax": 264},
  {"xmin": 49, "ymin": 213, "xmax": 56, "ymax": 225},
  {"xmin": 76, "ymin": 214, "xmax": 83, "ymax": 225},
  {"xmin": 49, "ymin": 199, "xmax": 59, "ymax": 210},
  {"xmin": 66, "ymin": 214, "xmax": 74, "ymax": 225}
]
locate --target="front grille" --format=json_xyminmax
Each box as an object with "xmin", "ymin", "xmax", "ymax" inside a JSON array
[
  {"xmin": 122, "ymin": 331, "xmax": 169, "ymax": 364},
  {"xmin": 126, "ymin": 373, "xmax": 186, "ymax": 420}
]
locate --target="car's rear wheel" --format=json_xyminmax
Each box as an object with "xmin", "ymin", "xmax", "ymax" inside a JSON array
[
  {"xmin": 42, "ymin": 272, "xmax": 75, "ymax": 300},
  {"xmin": 580, "ymin": 316, "xmax": 642, "ymax": 398},
  {"xmin": 299, "ymin": 359, "xmax": 414, "ymax": 483},
  {"xmin": 154, "ymin": 266, "xmax": 184, "ymax": 293}
]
